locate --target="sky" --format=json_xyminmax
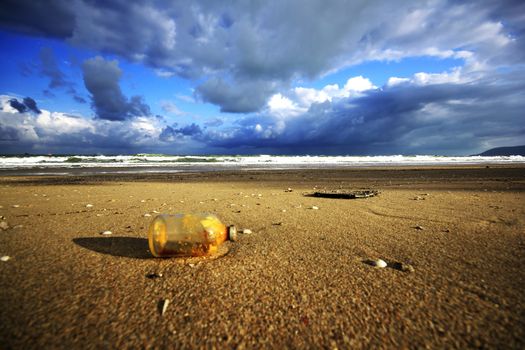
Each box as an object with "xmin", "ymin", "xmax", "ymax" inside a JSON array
[{"xmin": 0, "ymin": 0, "xmax": 524, "ymax": 155}]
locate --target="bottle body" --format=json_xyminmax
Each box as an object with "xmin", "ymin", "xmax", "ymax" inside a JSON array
[{"xmin": 148, "ymin": 213, "xmax": 229, "ymax": 257}]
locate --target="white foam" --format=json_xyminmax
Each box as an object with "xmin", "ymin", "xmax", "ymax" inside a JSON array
[{"xmin": 0, "ymin": 154, "xmax": 523, "ymax": 170}]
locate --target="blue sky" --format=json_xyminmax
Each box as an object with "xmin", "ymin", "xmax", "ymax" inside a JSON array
[{"xmin": 0, "ymin": 0, "xmax": 524, "ymax": 155}]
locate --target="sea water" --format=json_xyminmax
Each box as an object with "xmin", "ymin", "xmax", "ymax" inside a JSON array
[{"xmin": 0, "ymin": 154, "xmax": 524, "ymax": 175}]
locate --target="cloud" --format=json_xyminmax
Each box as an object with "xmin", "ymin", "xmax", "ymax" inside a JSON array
[
  {"xmin": 35, "ymin": 47, "xmax": 88, "ymax": 103},
  {"xmin": 196, "ymin": 78, "xmax": 277, "ymax": 113},
  {"xmin": 39, "ymin": 47, "xmax": 70, "ymax": 89},
  {"xmin": 82, "ymin": 56, "xmax": 151, "ymax": 121},
  {"xmin": 0, "ymin": 95, "xmax": 171, "ymax": 154},
  {"xmin": 203, "ymin": 71, "xmax": 525, "ymax": 155},
  {"xmin": 8, "ymin": 97, "xmax": 41, "ymax": 114},
  {"xmin": 2, "ymin": 1, "xmax": 523, "ymax": 112},
  {"xmin": 160, "ymin": 101, "xmax": 185, "ymax": 116},
  {"xmin": 21, "ymin": 97, "xmax": 41, "ymax": 114},
  {"xmin": 159, "ymin": 123, "xmax": 203, "ymax": 142}
]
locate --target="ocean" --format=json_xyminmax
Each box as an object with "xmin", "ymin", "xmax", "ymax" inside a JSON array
[{"xmin": 0, "ymin": 154, "xmax": 524, "ymax": 175}]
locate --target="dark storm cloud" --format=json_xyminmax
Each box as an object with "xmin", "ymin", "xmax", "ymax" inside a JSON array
[
  {"xmin": 159, "ymin": 123, "xmax": 203, "ymax": 142},
  {"xmin": 2, "ymin": 0, "xmax": 524, "ymax": 113},
  {"xmin": 0, "ymin": 0, "xmax": 74, "ymax": 38},
  {"xmin": 82, "ymin": 56, "xmax": 152, "ymax": 121},
  {"xmin": 8, "ymin": 97, "xmax": 41, "ymax": 114},
  {"xmin": 196, "ymin": 78, "xmax": 277, "ymax": 113},
  {"xmin": 0, "ymin": 125, "xmax": 20, "ymax": 142},
  {"xmin": 22, "ymin": 97, "xmax": 41, "ymax": 114},
  {"xmin": 8, "ymin": 99, "xmax": 27, "ymax": 113},
  {"xmin": 205, "ymin": 74, "xmax": 525, "ymax": 155}
]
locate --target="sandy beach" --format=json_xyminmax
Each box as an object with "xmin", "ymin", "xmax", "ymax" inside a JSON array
[{"xmin": 0, "ymin": 166, "xmax": 524, "ymax": 349}]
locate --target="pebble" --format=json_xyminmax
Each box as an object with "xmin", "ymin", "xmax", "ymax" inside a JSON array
[
  {"xmin": 12, "ymin": 205, "xmax": 20, "ymax": 208},
  {"xmin": 374, "ymin": 259, "xmax": 387, "ymax": 268},
  {"xmin": 400, "ymin": 263, "xmax": 415, "ymax": 273},
  {"xmin": 101, "ymin": 230, "xmax": 112, "ymax": 235},
  {"xmin": 144, "ymin": 213, "xmax": 152, "ymax": 217},
  {"xmin": 1, "ymin": 256, "xmax": 10, "ymax": 262},
  {"xmin": 284, "ymin": 188, "xmax": 293, "ymax": 192},
  {"xmin": 242, "ymin": 229, "xmax": 253, "ymax": 234},
  {"xmin": 310, "ymin": 206, "xmax": 319, "ymax": 210},
  {"xmin": 140, "ymin": 200, "xmax": 146, "ymax": 203},
  {"xmin": 281, "ymin": 209, "xmax": 287, "ymax": 213},
  {"xmin": 86, "ymin": 204, "xmax": 94, "ymax": 208},
  {"xmin": 161, "ymin": 299, "xmax": 170, "ymax": 316},
  {"xmin": 146, "ymin": 272, "xmax": 163, "ymax": 279},
  {"xmin": 0, "ymin": 221, "xmax": 9, "ymax": 230}
]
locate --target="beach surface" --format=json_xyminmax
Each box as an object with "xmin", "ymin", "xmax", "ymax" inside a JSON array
[{"xmin": 1, "ymin": 166, "xmax": 524, "ymax": 349}]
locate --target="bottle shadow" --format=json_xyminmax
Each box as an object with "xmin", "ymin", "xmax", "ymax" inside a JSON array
[{"xmin": 73, "ymin": 237, "xmax": 152, "ymax": 259}]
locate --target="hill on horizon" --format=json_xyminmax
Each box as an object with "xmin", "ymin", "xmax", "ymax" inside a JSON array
[{"xmin": 477, "ymin": 145, "xmax": 525, "ymax": 156}]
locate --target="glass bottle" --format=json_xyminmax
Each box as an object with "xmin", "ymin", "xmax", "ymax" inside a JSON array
[{"xmin": 148, "ymin": 213, "xmax": 237, "ymax": 257}]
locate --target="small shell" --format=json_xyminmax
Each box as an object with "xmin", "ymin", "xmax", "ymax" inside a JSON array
[
  {"xmin": 12, "ymin": 205, "xmax": 20, "ymax": 208},
  {"xmin": 161, "ymin": 299, "xmax": 170, "ymax": 316},
  {"xmin": 242, "ymin": 229, "xmax": 253, "ymax": 234},
  {"xmin": 101, "ymin": 230, "xmax": 112, "ymax": 235},
  {"xmin": 1, "ymin": 256, "xmax": 10, "ymax": 262},
  {"xmin": 86, "ymin": 204, "xmax": 94, "ymax": 208},
  {"xmin": 152, "ymin": 210, "xmax": 160, "ymax": 213},
  {"xmin": 144, "ymin": 213, "xmax": 152, "ymax": 217},
  {"xmin": 140, "ymin": 199, "xmax": 146, "ymax": 203},
  {"xmin": 0, "ymin": 221, "xmax": 9, "ymax": 230},
  {"xmin": 374, "ymin": 259, "xmax": 387, "ymax": 268},
  {"xmin": 415, "ymin": 225, "xmax": 424, "ymax": 230},
  {"xmin": 310, "ymin": 206, "xmax": 319, "ymax": 210}
]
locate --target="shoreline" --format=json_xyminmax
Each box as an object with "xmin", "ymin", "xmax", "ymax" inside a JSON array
[{"xmin": 1, "ymin": 162, "xmax": 525, "ymax": 177}]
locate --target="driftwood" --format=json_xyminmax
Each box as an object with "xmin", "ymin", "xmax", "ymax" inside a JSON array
[{"xmin": 307, "ymin": 189, "xmax": 379, "ymax": 199}]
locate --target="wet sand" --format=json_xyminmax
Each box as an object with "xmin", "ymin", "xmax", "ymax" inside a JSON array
[{"xmin": 0, "ymin": 166, "xmax": 524, "ymax": 349}]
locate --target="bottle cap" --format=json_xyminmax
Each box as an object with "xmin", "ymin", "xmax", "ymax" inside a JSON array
[{"xmin": 227, "ymin": 225, "xmax": 238, "ymax": 241}]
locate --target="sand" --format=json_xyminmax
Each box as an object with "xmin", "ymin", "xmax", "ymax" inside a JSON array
[{"xmin": 0, "ymin": 166, "xmax": 524, "ymax": 349}]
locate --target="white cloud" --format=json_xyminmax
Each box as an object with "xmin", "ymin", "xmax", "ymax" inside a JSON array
[
  {"xmin": 160, "ymin": 100, "xmax": 185, "ymax": 115},
  {"xmin": 36, "ymin": 110, "xmax": 95, "ymax": 135},
  {"xmin": 264, "ymin": 75, "xmax": 377, "ymax": 121},
  {"xmin": 387, "ymin": 68, "xmax": 466, "ymax": 87},
  {"xmin": 267, "ymin": 93, "xmax": 305, "ymax": 117},
  {"xmin": 154, "ymin": 69, "xmax": 176, "ymax": 78}
]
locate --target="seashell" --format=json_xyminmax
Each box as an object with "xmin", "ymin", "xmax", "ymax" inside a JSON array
[
  {"xmin": 0, "ymin": 221, "xmax": 9, "ymax": 230},
  {"xmin": 242, "ymin": 229, "xmax": 253, "ymax": 234},
  {"xmin": 1, "ymin": 256, "xmax": 10, "ymax": 262},
  {"xmin": 144, "ymin": 213, "xmax": 152, "ymax": 217},
  {"xmin": 12, "ymin": 205, "xmax": 20, "ymax": 208},
  {"xmin": 310, "ymin": 206, "xmax": 319, "ymax": 210},
  {"xmin": 101, "ymin": 230, "xmax": 112, "ymax": 235},
  {"xmin": 161, "ymin": 299, "xmax": 170, "ymax": 316},
  {"xmin": 86, "ymin": 204, "xmax": 93, "ymax": 208},
  {"xmin": 374, "ymin": 259, "xmax": 387, "ymax": 268}
]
